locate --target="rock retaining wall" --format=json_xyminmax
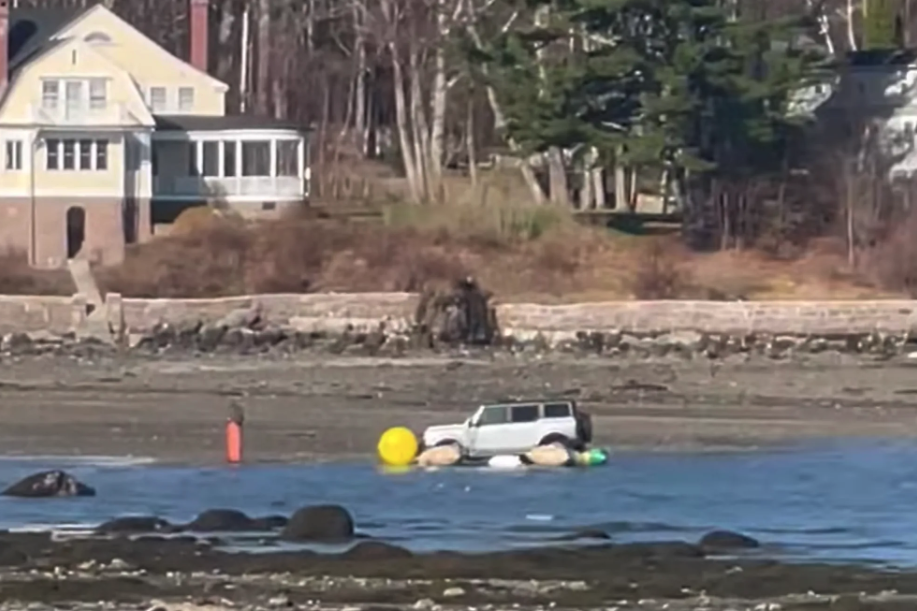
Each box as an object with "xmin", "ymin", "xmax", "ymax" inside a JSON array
[{"xmin": 2, "ymin": 293, "xmax": 917, "ymax": 336}]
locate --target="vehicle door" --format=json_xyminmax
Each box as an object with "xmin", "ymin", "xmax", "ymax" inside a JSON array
[
  {"xmin": 469, "ymin": 405, "xmax": 510, "ymax": 456},
  {"xmin": 542, "ymin": 402, "xmax": 574, "ymax": 439},
  {"xmin": 506, "ymin": 404, "xmax": 542, "ymax": 452}
]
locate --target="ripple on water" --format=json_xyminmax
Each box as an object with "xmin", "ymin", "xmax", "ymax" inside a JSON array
[{"xmin": 0, "ymin": 440, "xmax": 917, "ymax": 564}]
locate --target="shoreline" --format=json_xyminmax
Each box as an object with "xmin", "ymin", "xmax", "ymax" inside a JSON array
[
  {"xmin": 0, "ymin": 351, "xmax": 916, "ymax": 462},
  {"xmin": 0, "ymin": 527, "xmax": 916, "ymax": 611}
]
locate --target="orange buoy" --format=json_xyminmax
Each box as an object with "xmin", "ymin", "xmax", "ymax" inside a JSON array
[{"xmin": 226, "ymin": 402, "xmax": 244, "ymax": 464}]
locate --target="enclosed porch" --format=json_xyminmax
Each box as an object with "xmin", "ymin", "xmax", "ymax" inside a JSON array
[{"xmin": 150, "ymin": 115, "xmax": 309, "ymax": 202}]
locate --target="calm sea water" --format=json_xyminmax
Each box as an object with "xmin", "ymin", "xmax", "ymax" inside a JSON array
[{"xmin": 2, "ymin": 440, "xmax": 917, "ymax": 565}]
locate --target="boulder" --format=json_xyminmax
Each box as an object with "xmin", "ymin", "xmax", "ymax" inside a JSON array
[
  {"xmin": 184, "ymin": 509, "xmax": 256, "ymax": 532},
  {"xmin": 280, "ymin": 504, "xmax": 355, "ymax": 542},
  {"xmin": 2, "ymin": 470, "xmax": 95, "ymax": 498},
  {"xmin": 698, "ymin": 530, "xmax": 760, "ymax": 550}
]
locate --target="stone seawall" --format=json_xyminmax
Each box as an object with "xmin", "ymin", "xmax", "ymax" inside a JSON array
[{"xmin": 1, "ymin": 293, "xmax": 917, "ymax": 337}]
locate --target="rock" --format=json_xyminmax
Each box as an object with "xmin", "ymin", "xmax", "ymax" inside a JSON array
[
  {"xmin": 268, "ymin": 595, "xmax": 292, "ymax": 607},
  {"xmin": 442, "ymin": 587, "xmax": 466, "ymax": 598},
  {"xmin": 341, "ymin": 541, "xmax": 413, "ymax": 560},
  {"xmin": 281, "ymin": 504, "xmax": 355, "ymax": 542},
  {"xmin": 97, "ymin": 516, "xmax": 175, "ymax": 534},
  {"xmin": 699, "ymin": 530, "xmax": 760, "ymax": 550},
  {"xmin": 2, "ymin": 470, "xmax": 95, "ymax": 498},
  {"xmin": 185, "ymin": 509, "xmax": 257, "ymax": 532},
  {"xmin": 215, "ymin": 305, "xmax": 262, "ymax": 330},
  {"xmin": 415, "ymin": 278, "xmax": 497, "ymax": 346},
  {"xmin": 554, "ymin": 528, "xmax": 611, "ymax": 542},
  {"xmin": 656, "ymin": 330, "xmax": 705, "ymax": 352}
]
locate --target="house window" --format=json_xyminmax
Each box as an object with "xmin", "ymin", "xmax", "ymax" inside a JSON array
[
  {"xmin": 62, "ymin": 140, "xmax": 75, "ymax": 169},
  {"xmin": 202, "ymin": 141, "xmax": 219, "ymax": 176},
  {"xmin": 45, "ymin": 138, "xmax": 109, "ymax": 170},
  {"xmin": 4, "ymin": 141, "xmax": 22, "ymax": 170},
  {"xmin": 149, "ymin": 86, "xmax": 167, "ymax": 112},
  {"xmin": 89, "ymin": 78, "xmax": 107, "ymax": 110},
  {"xmin": 223, "ymin": 141, "xmax": 236, "ymax": 176},
  {"xmin": 241, "ymin": 141, "xmax": 270, "ymax": 176},
  {"xmin": 84, "ymin": 31, "xmax": 111, "ymax": 44},
  {"xmin": 41, "ymin": 80, "xmax": 59, "ymax": 110},
  {"xmin": 95, "ymin": 139, "xmax": 108, "ymax": 170},
  {"xmin": 277, "ymin": 141, "xmax": 298, "ymax": 176},
  {"xmin": 178, "ymin": 87, "xmax": 194, "ymax": 111},
  {"xmin": 78, "ymin": 139, "xmax": 93, "ymax": 169},
  {"xmin": 46, "ymin": 138, "xmax": 59, "ymax": 169}
]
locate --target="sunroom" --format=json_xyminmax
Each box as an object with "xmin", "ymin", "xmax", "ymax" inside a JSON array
[{"xmin": 150, "ymin": 115, "xmax": 309, "ymax": 214}]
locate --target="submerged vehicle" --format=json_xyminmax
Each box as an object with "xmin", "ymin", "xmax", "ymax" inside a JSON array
[{"xmin": 421, "ymin": 399, "xmax": 593, "ymax": 458}]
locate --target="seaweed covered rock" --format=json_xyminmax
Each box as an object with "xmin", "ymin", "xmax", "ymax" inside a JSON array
[{"xmin": 415, "ymin": 277, "xmax": 498, "ymax": 346}]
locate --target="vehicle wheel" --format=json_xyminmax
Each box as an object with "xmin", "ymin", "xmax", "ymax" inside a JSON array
[
  {"xmin": 539, "ymin": 433, "xmax": 572, "ymax": 448},
  {"xmin": 576, "ymin": 410, "xmax": 593, "ymax": 444}
]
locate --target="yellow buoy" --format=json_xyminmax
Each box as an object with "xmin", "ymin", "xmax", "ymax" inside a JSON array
[{"xmin": 377, "ymin": 427, "xmax": 419, "ymax": 467}]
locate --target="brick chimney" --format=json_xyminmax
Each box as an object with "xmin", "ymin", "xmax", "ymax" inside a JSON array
[
  {"xmin": 0, "ymin": 0, "xmax": 9, "ymax": 95},
  {"xmin": 189, "ymin": 0, "xmax": 208, "ymax": 73}
]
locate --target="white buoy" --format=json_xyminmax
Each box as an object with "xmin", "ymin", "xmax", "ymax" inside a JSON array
[{"xmin": 487, "ymin": 455, "xmax": 524, "ymax": 469}]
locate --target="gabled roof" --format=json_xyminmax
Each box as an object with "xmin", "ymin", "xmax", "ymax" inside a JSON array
[
  {"xmin": 5, "ymin": 3, "xmax": 228, "ymax": 91},
  {"xmin": 7, "ymin": 4, "xmax": 93, "ymax": 78}
]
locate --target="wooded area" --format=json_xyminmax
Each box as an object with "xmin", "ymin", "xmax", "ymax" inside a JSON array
[{"xmin": 19, "ymin": 0, "xmax": 917, "ymax": 267}]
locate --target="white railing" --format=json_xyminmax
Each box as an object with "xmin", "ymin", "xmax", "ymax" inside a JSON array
[
  {"xmin": 30, "ymin": 102, "xmax": 141, "ymax": 126},
  {"xmin": 153, "ymin": 175, "xmax": 305, "ymax": 199}
]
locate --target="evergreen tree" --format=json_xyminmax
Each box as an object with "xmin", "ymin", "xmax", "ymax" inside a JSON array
[{"xmin": 469, "ymin": 0, "xmax": 830, "ymax": 244}]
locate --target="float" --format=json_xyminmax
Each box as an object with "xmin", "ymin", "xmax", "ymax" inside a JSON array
[{"xmin": 377, "ymin": 427, "xmax": 609, "ymax": 469}]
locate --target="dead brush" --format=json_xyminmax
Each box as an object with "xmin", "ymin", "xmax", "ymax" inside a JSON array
[{"xmin": 630, "ymin": 238, "xmax": 692, "ymax": 299}]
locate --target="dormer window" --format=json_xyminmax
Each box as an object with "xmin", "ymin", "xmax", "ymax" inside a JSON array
[{"xmin": 84, "ymin": 31, "xmax": 112, "ymax": 44}]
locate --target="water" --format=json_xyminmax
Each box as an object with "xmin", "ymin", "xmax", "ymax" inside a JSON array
[{"xmin": 3, "ymin": 440, "xmax": 917, "ymax": 566}]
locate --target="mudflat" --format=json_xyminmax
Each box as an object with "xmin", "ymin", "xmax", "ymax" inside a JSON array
[{"xmin": 0, "ymin": 350, "xmax": 915, "ymax": 460}]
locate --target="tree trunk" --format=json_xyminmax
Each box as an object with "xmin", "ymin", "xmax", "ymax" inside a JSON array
[
  {"xmin": 428, "ymin": 0, "xmax": 449, "ymax": 203},
  {"xmin": 390, "ymin": 42, "xmax": 423, "ymax": 203},
  {"xmin": 353, "ymin": 0, "xmax": 368, "ymax": 156},
  {"xmin": 408, "ymin": 45, "xmax": 431, "ymax": 201},
  {"xmin": 255, "ymin": 0, "xmax": 271, "ymax": 114}
]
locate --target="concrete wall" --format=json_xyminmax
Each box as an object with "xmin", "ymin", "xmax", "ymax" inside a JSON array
[{"xmin": 3, "ymin": 293, "xmax": 917, "ymax": 336}]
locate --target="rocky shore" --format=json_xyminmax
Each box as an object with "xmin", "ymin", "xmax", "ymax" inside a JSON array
[
  {"xmin": 5, "ymin": 313, "xmax": 917, "ymax": 361},
  {"xmin": 0, "ymin": 513, "xmax": 914, "ymax": 611}
]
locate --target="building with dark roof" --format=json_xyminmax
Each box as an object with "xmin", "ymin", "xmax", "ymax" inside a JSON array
[{"xmin": 0, "ymin": 0, "xmax": 309, "ymax": 268}]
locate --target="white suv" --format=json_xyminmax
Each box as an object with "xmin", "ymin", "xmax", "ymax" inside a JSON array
[{"xmin": 421, "ymin": 400, "xmax": 593, "ymax": 458}]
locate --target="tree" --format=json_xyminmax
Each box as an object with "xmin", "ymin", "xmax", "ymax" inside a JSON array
[{"xmin": 469, "ymin": 0, "xmax": 831, "ymax": 245}]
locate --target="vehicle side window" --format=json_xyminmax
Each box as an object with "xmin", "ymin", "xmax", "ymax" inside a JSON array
[
  {"xmin": 544, "ymin": 403, "xmax": 572, "ymax": 418},
  {"xmin": 478, "ymin": 406, "xmax": 508, "ymax": 426},
  {"xmin": 511, "ymin": 404, "xmax": 540, "ymax": 423}
]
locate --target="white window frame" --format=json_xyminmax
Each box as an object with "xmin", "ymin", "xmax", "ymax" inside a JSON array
[
  {"xmin": 4, "ymin": 140, "xmax": 22, "ymax": 170},
  {"xmin": 45, "ymin": 138, "xmax": 110, "ymax": 171},
  {"xmin": 89, "ymin": 78, "xmax": 107, "ymax": 110},
  {"xmin": 178, "ymin": 87, "xmax": 194, "ymax": 112},
  {"xmin": 149, "ymin": 86, "xmax": 167, "ymax": 112},
  {"xmin": 41, "ymin": 80, "xmax": 59, "ymax": 110}
]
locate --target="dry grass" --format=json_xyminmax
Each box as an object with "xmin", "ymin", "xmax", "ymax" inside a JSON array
[{"xmin": 0, "ymin": 249, "xmax": 73, "ymax": 295}]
